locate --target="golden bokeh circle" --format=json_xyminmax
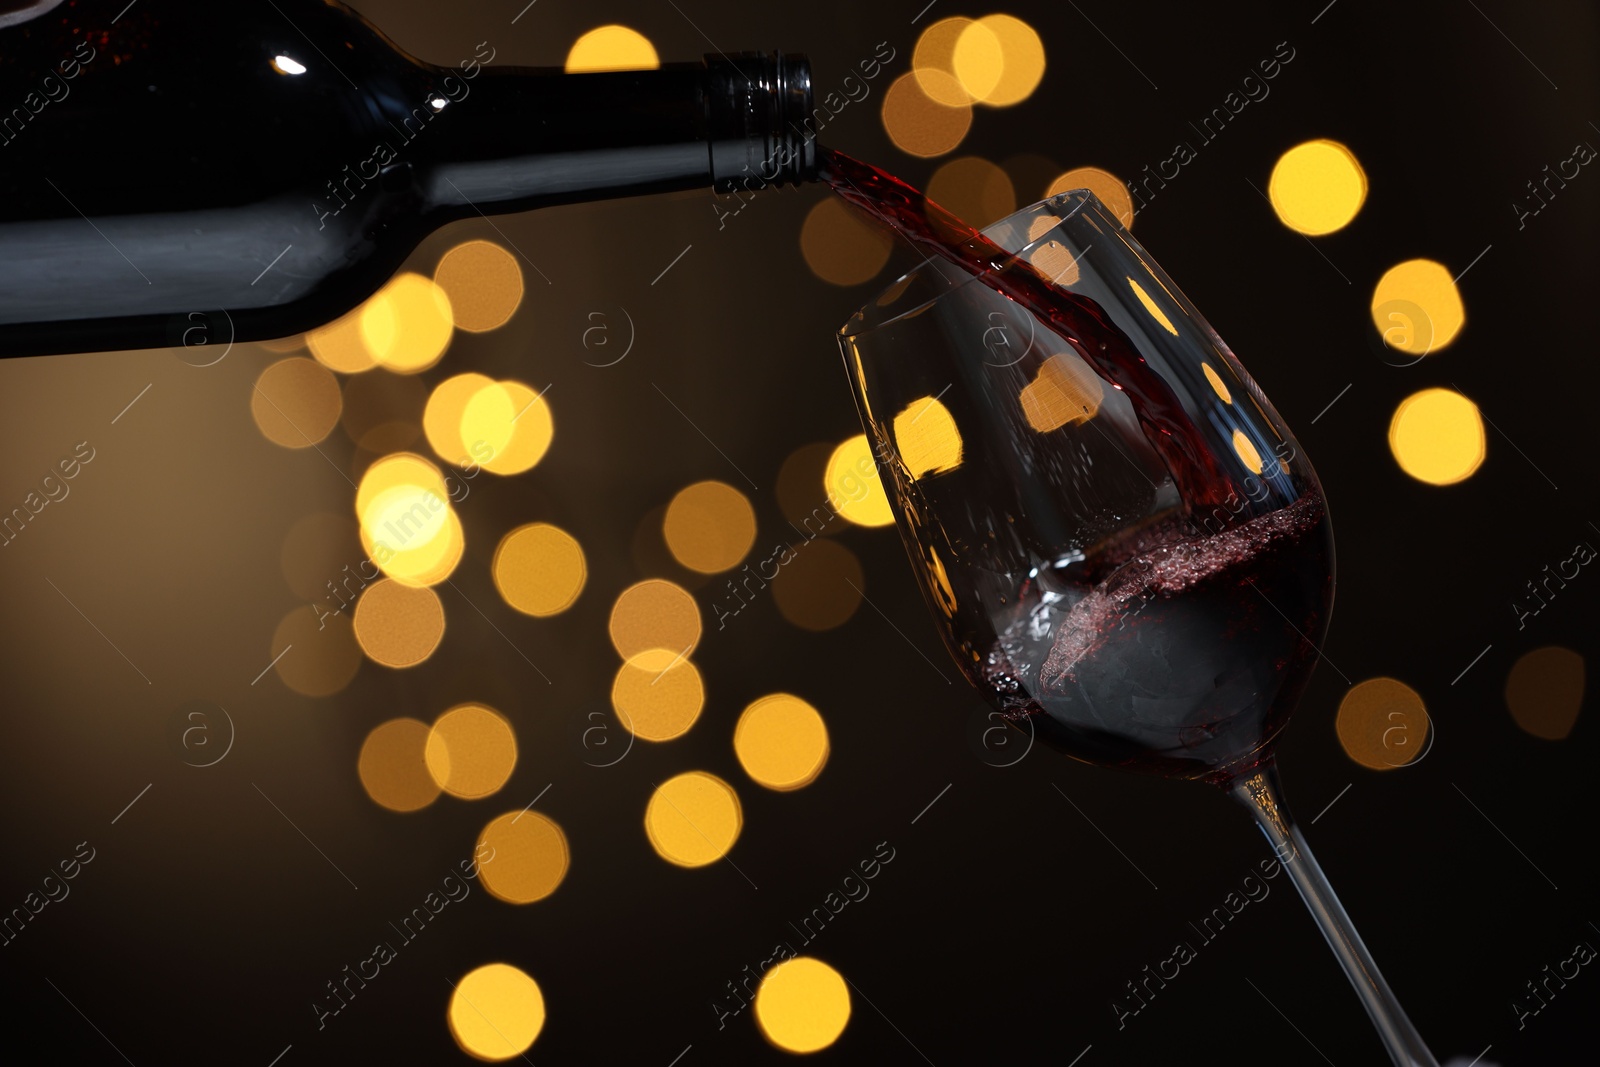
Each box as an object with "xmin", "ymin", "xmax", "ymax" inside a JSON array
[
  {"xmin": 360, "ymin": 272, "xmax": 454, "ymax": 374},
  {"xmin": 307, "ymin": 308, "xmax": 377, "ymax": 374},
  {"xmin": 1336, "ymin": 677, "xmax": 1430, "ymax": 771},
  {"xmin": 1047, "ymin": 166, "xmax": 1135, "ymax": 229},
  {"xmin": 1371, "ymin": 259, "xmax": 1465, "ymax": 355},
  {"xmin": 1269, "ymin": 139, "xmax": 1368, "ymax": 236},
  {"xmin": 735, "ymin": 694, "xmax": 830, "ymax": 791},
  {"xmin": 893, "ymin": 396, "xmax": 964, "ymax": 478},
  {"xmin": 270, "ymin": 605, "xmax": 362, "ymax": 697},
  {"xmin": 492, "ymin": 523, "xmax": 587, "ymax": 617},
  {"xmin": 824, "ymin": 435, "xmax": 894, "ymax": 527},
  {"xmin": 1506, "ymin": 646, "xmax": 1585, "ymax": 740},
  {"xmin": 447, "ymin": 963, "xmax": 546, "ymax": 1060},
  {"xmin": 425, "ymin": 703, "xmax": 518, "ymax": 799},
  {"xmin": 881, "ymin": 71, "xmax": 973, "ymax": 158},
  {"xmin": 663, "ymin": 480, "xmax": 757, "ymax": 573},
  {"xmin": 958, "ymin": 14, "xmax": 1045, "ymax": 107},
  {"xmin": 913, "ymin": 17, "xmax": 981, "ymax": 105},
  {"xmin": 927, "ymin": 156, "xmax": 1017, "ymax": 228},
  {"xmin": 462, "ymin": 380, "xmax": 554, "ymax": 475},
  {"xmin": 565, "ymin": 24, "xmax": 659, "ymax": 73},
  {"xmin": 612, "ymin": 653, "xmax": 705, "ymax": 741},
  {"xmin": 644, "ymin": 771, "xmax": 742, "ymax": 867},
  {"xmin": 352, "ymin": 578, "xmax": 445, "ymax": 668},
  {"xmin": 359, "ymin": 483, "xmax": 464, "ymax": 587},
  {"xmin": 251, "ymin": 357, "xmax": 343, "ymax": 448},
  {"xmin": 434, "ymin": 240, "xmax": 524, "ymax": 333},
  {"xmin": 358, "ymin": 718, "xmax": 440, "ymax": 813},
  {"xmin": 1388, "ymin": 388, "xmax": 1485, "ymax": 485},
  {"xmin": 423, "ymin": 372, "xmax": 495, "ymax": 468},
  {"xmin": 356, "ymin": 452, "xmax": 448, "ymax": 517},
  {"xmin": 475, "ymin": 810, "xmax": 570, "ymax": 904},
  {"xmin": 754, "ymin": 957, "xmax": 852, "ymax": 1054},
  {"xmin": 608, "ymin": 579, "xmax": 702, "ymax": 662},
  {"xmin": 800, "ymin": 198, "xmax": 894, "ymax": 288},
  {"xmin": 772, "ymin": 539, "xmax": 864, "ymax": 632}
]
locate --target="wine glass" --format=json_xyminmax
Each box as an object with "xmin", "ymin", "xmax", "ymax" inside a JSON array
[{"xmin": 836, "ymin": 190, "xmax": 1438, "ymax": 1066}]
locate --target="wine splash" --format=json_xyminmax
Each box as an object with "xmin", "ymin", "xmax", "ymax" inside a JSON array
[{"xmin": 820, "ymin": 147, "xmax": 1242, "ymax": 514}]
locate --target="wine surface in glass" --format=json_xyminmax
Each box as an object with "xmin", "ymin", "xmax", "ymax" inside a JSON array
[
  {"xmin": 986, "ymin": 494, "xmax": 1329, "ymax": 780},
  {"xmin": 823, "ymin": 148, "xmax": 1333, "ymax": 780}
]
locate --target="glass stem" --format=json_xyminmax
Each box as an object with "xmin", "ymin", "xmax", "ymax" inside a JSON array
[{"xmin": 1230, "ymin": 765, "xmax": 1439, "ymax": 1067}]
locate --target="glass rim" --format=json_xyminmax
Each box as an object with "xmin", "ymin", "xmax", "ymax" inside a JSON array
[{"xmin": 837, "ymin": 188, "xmax": 1106, "ymax": 340}]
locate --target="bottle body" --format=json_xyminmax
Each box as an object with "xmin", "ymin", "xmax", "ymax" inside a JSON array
[{"xmin": 0, "ymin": 0, "xmax": 813, "ymax": 357}]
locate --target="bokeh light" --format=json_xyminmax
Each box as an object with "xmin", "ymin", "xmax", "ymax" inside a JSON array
[
  {"xmin": 492, "ymin": 523, "xmax": 586, "ymax": 617},
  {"xmin": 754, "ymin": 957, "xmax": 852, "ymax": 1053},
  {"xmin": 1268, "ymin": 139, "xmax": 1367, "ymax": 235},
  {"xmin": 1020, "ymin": 353, "xmax": 1104, "ymax": 432},
  {"xmin": 353, "ymin": 578, "xmax": 445, "ymax": 668},
  {"xmin": 1388, "ymin": 387, "xmax": 1485, "ymax": 485},
  {"xmin": 434, "ymin": 239, "xmax": 524, "ymax": 333},
  {"xmin": 565, "ymin": 25, "xmax": 659, "ymax": 73},
  {"xmin": 356, "ymin": 452, "xmax": 447, "ymax": 516},
  {"xmin": 663, "ymin": 481, "xmax": 756, "ymax": 573},
  {"xmin": 893, "ymin": 396, "xmax": 963, "ymax": 477},
  {"xmin": 913, "ymin": 17, "xmax": 982, "ymax": 105},
  {"xmin": 1371, "ymin": 259, "xmax": 1465, "ymax": 355},
  {"xmin": 423, "ymin": 372, "xmax": 496, "ymax": 468},
  {"xmin": 425, "ymin": 703, "xmax": 518, "ymax": 799},
  {"xmin": 612, "ymin": 653, "xmax": 705, "ymax": 741},
  {"xmin": 608, "ymin": 579, "xmax": 701, "ymax": 662},
  {"xmin": 357, "ymin": 460, "xmax": 465, "ymax": 588},
  {"xmin": 447, "ymin": 963, "xmax": 546, "ymax": 1060},
  {"xmin": 734, "ymin": 694, "xmax": 830, "ymax": 790},
  {"xmin": 360, "ymin": 272, "xmax": 454, "ymax": 374},
  {"xmin": 772, "ymin": 539, "xmax": 863, "ymax": 631},
  {"xmin": 1046, "ymin": 167, "xmax": 1135, "ymax": 229},
  {"xmin": 307, "ymin": 307, "xmax": 377, "ymax": 374},
  {"xmin": 955, "ymin": 14, "xmax": 1045, "ymax": 107},
  {"xmin": 270, "ymin": 605, "xmax": 361, "ymax": 697},
  {"xmin": 800, "ymin": 199, "xmax": 894, "ymax": 287},
  {"xmin": 881, "ymin": 71, "xmax": 972, "ymax": 158},
  {"xmin": 1506, "ymin": 646, "xmax": 1584, "ymax": 740},
  {"xmin": 824, "ymin": 435, "xmax": 893, "ymax": 527},
  {"xmin": 476, "ymin": 811, "xmax": 570, "ymax": 904},
  {"xmin": 1336, "ymin": 677, "xmax": 1430, "ymax": 770},
  {"xmin": 358, "ymin": 718, "xmax": 440, "ymax": 813},
  {"xmin": 927, "ymin": 156, "xmax": 1017, "ymax": 228},
  {"xmin": 461, "ymin": 379, "xmax": 554, "ymax": 475},
  {"xmin": 250, "ymin": 357, "xmax": 342, "ymax": 448},
  {"xmin": 645, "ymin": 771, "xmax": 742, "ymax": 868}
]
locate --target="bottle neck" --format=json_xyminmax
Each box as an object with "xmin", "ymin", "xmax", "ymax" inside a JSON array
[{"xmin": 416, "ymin": 52, "xmax": 816, "ymax": 214}]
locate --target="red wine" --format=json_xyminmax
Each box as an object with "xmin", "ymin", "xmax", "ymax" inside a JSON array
[
  {"xmin": 984, "ymin": 494, "xmax": 1330, "ymax": 780},
  {"xmin": 821, "ymin": 148, "xmax": 1241, "ymax": 514}
]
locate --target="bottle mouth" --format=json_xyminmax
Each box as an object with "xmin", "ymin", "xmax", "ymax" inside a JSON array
[{"xmin": 705, "ymin": 51, "xmax": 818, "ymax": 190}]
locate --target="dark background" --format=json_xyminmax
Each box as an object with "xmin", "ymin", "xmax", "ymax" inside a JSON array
[{"xmin": 1, "ymin": 0, "xmax": 1595, "ymax": 1064}]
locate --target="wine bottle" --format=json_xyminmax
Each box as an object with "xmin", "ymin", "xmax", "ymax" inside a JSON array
[{"xmin": 0, "ymin": 0, "xmax": 816, "ymax": 358}]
